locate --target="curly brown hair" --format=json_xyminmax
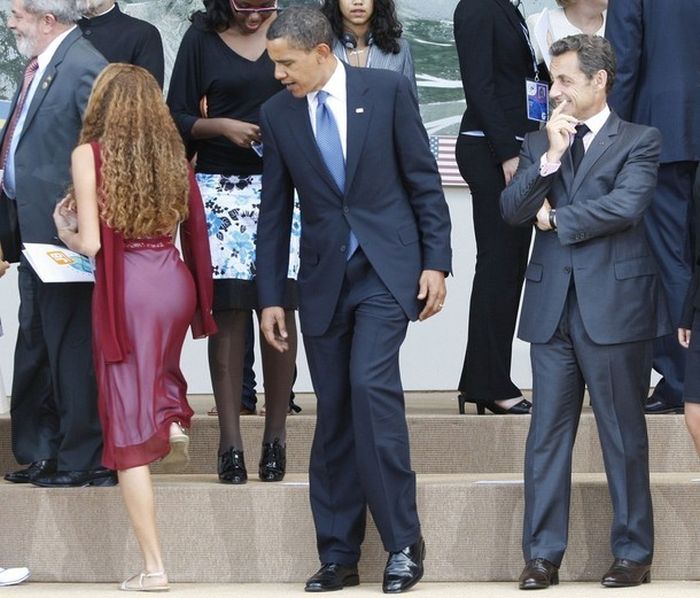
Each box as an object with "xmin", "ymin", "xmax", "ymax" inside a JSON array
[{"xmin": 76, "ymin": 63, "xmax": 189, "ymax": 239}]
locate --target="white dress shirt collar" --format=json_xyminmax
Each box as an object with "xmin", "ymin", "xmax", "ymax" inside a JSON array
[
  {"xmin": 36, "ymin": 25, "xmax": 77, "ymax": 72},
  {"xmin": 307, "ymin": 58, "xmax": 347, "ymax": 109},
  {"xmin": 307, "ymin": 58, "xmax": 348, "ymax": 160},
  {"xmin": 579, "ymin": 104, "xmax": 611, "ymax": 151}
]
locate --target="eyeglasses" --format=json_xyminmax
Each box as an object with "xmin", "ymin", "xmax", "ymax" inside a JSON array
[{"xmin": 229, "ymin": 0, "xmax": 278, "ymax": 13}]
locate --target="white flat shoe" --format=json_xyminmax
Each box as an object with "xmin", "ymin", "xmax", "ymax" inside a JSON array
[
  {"xmin": 119, "ymin": 571, "xmax": 169, "ymax": 592},
  {"xmin": 159, "ymin": 423, "xmax": 190, "ymax": 473},
  {"xmin": 0, "ymin": 566, "xmax": 30, "ymax": 586}
]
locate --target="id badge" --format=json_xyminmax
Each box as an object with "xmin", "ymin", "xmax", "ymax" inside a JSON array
[
  {"xmin": 526, "ymin": 78, "xmax": 549, "ymax": 123},
  {"xmin": 251, "ymin": 141, "xmax": 263, "ymax": 157}
]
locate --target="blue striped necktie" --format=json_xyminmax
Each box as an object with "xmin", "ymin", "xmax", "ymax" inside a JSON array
[{"xmin": 315, "ymin": 90, "xmax": 358, "ymax": 260}]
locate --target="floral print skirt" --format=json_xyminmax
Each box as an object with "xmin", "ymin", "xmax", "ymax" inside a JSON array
[{"xmin": 197, "ymin": 173, "xmax": 300, "ymax": 311}]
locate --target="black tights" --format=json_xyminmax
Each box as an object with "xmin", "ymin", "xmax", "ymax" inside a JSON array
[{"xmin": 208, "ymin": 309, "xmax": 297, "ymax": 454}]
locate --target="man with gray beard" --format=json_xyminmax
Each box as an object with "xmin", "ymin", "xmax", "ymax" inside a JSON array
[
  {"xmin": 77, "ymin": 0, "xmax": 164, "ymax": 87},
  {"xmin": 0, "ymin": 0, "xmax": 111, "ymax": 487}
]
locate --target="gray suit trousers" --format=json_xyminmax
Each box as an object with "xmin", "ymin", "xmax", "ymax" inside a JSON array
[{"xmin": 522, "ymin": 287, "xmax": 654, "ymax": 566}]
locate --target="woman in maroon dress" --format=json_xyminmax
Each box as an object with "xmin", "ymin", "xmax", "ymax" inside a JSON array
[{"xmin": 53, "ymin": 63, "xmax": 216, "ymax": 592}]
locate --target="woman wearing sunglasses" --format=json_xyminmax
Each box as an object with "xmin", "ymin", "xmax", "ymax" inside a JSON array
[
  {"xmin": 321, "ymin": 0, "xmax": 418, "ymax": 100},
  {"xmin": 168, "ymin": 0, "xmax": 299, "ymax": 485}
]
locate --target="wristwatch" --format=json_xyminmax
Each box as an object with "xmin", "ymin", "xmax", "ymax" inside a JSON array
[{"xmin": 548, "ymin": 208, "xmax": 557, "ymax": 230}]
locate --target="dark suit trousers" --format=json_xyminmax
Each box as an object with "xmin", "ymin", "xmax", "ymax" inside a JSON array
[
  {"xmin": 11, "ymin": 258, "xmax": 103, "ymax": 471},
  {"xmin": 303, "ymin": 250, "xmax": 420, "ymax": 565},
  {"xmin": 0, "ymin": 191, "xmax": 22, "ymax": 263},
  {"xmin": 645, "ymin": 161, "xmax": 698, "ymax": 404},
  {"xmin": 455, "ymin": 135, "xmax": 531, "ymax": 399},
  {"xmin": 523, "ymin": 288, "xmax": 653, "ymax": 566}
]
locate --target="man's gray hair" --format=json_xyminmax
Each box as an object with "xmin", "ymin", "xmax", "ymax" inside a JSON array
[
  {"xmin": 550, "ymin": 34, "xmax": 616, "ymax": 93},
  {"xmin": 267, "ymin": 6, "xmax": 333, "ymax": 51},
  {"xmin": 23, "ymin": 0, "xmax": 82, "ymax": 24}
]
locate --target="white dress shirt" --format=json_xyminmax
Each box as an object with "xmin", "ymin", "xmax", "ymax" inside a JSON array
[
  {"xmin": 3, "ymin": 26, "xmax": 77, "ymax": 199},
  {"xmin": 307, "ymin": 59, "xmax": 348, "ymax": 160}
]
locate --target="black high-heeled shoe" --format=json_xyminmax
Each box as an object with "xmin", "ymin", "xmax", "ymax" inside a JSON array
[
  {"xmin": 457, "ymin": 394, "xmax": 532, "ymax": 415},
  {"xmin": 476, "ymin": 398, "xmax": 531, "ymax": 415},
  {"xmin": 259, "ymin": 438, "xmax": 286, "ymax": 482},
  {"xmin": 218, "ymin": 448, "xmax": 247, "ymax": 484}
]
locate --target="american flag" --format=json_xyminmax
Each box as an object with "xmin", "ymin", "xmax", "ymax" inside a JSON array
[{"xmin": 429, "ymin": 135, "xmax": 466, "ymax": 187}]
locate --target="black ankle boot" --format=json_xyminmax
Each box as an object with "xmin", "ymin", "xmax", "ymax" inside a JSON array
[
  {"xmin": 218, "ymin": 448, "xmax": 247, "ymax": 484},
  {"xmin": 259, "ymin": 438, "xmax": 286, "ymax": 482}
]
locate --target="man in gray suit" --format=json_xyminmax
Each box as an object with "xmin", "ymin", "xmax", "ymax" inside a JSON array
[
  {"xmin": 501, "ymin": 34, "xmax": 670, "ymax": 590},
  {"xmin": 0, "ymin": 0, "xmax": 112, "ymax": 486}
]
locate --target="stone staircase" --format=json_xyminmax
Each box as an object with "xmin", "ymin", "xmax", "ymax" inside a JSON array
[{"xmin": 0, "ymin": 393, "xmax": 698, "ymax": 583}]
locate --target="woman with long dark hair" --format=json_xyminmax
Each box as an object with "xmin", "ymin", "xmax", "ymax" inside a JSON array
[
  {"xmin": 53, "ymin": 63, "xmax": 216, "ymax": 591},
  {"xmin": 168, "ymin": 0, "xmax": 299, "ymax": 485},
  {"xmin": 321, "ymin": 0, "xmax": 418, "ymax": 99}
]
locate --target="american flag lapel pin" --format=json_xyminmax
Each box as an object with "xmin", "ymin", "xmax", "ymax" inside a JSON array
[{"xmin": 355, "ymin": 107, "xmax": 364, "ymax": 114}]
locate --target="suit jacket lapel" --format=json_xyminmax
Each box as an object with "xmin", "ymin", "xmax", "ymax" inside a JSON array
[
  {"xmin": 569, "ymin": 112, "xmax": 621, "ymax": 198},
  {"xmin": 285, "ymin": 94, "xmax": 343, "ymax": 198},
  {"xmin": 344, "ymin": 69, "xmax": 371, "ymax": 195},
  {"xmin": 19, "ymin": 28, "xmax": 82, "ymax": 144}
]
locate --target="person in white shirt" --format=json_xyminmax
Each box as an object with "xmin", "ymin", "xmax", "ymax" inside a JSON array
[{"xmin": 526, "ymin": 0, "xmax": 607, "ymax": 73}]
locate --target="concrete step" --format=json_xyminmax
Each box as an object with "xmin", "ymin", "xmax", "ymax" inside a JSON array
[
  {"xmin": 10, "ymin": 582, "xmax": 700, "ymax": 597},
  {"xmin": 0, "ymin": 407, "xmax": 695, "ymax": 475},
  {"xmin": 2, "ymin": 472, "xmax": 700, "ymax": 583}
]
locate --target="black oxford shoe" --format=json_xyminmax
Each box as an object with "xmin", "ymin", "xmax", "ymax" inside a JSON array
[
  {"xmin": 518, "ymin": 558, "xmax": 559, "ymax": 590},
  {"xmin": 305, "ymin": 563, "xmax": 359, "ymax": 592},
  {"xmin": 601, "ymin": 558, "xmax": 651, "ymax": 587},
  {"xmin": 4, "ymin": 459, "xmax": 57, "ymax": 484},
  {"xmin": 382, "ymin": 537, "xmax": 425, "ymax": 593},
  {"xmin": 30, "ymin": 467, "xmax": 117, "ymax": 488}
]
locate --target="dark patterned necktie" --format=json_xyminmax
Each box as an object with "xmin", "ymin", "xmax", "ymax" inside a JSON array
[
  {"xmin": 571, "ymin": 123, "xmax": 590, "ymax": 174},
  {"xmin": 0, "ymin": 58, "xmax": 39, "ymax": 171}
]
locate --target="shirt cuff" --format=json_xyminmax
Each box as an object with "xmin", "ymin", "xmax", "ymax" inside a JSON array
[{"xmin": 539, "ymin": 153, "xmax": 561, "ymax": 177}]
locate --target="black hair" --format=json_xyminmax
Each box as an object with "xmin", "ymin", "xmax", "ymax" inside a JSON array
[
  {"xmin": 320, "ymin": 0, "xmax": 403, "ymax": 54},
  {"xmin": 190, "ymin": 0, "xmax": 234, "ymax": 33},
  {"xmin": 267, "ymin": 5, "xmax": 334, "ymax": 50}
]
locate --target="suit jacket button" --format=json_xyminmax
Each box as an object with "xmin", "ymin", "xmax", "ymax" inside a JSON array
[
  {"xmin": 564, "ymin": 266, "xmax": 572, "ymax": 273},
  {"xmin": 343, "ymin": 206, "xmax": 349, "ymax": 214},
  {"xmin": 340, "ymin": 245, "xmax": 346, "ymax": 253}
]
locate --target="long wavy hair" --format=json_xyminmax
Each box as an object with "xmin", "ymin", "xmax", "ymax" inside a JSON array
[
  {"xmin": 191, "ymin": 0, "xmax": 234, "ymax": 32},
  {"xmin": 321, "ymin": 0, "xmax": 403, "ymax": 54},
  {"xmin": 75, "ymin": 64, "xmax": 189, "ymax": 239}
]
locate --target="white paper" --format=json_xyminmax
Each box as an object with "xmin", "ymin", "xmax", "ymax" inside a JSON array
[
  {"xmin": 533, "ymin": 9, "xmax": 553, "ymax": 70},
  {"xmin": 22, "ymin": 243, "xmax": 94, "ymax": 283}
]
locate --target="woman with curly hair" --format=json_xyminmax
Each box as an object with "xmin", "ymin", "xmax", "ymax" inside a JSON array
[
  {"xmin": 321, "ymin": 0, "xmax": 418, "ymax": 99},
  {"xmin": 167, "ymin": 0, "xmax": 298, "ymax": 485},
  {"xmin": 53, "ymin": 63, "xmax": 216, "ymax": 592}
]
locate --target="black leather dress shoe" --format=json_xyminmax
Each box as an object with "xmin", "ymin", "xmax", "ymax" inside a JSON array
[
  {"xmin": 259, "ymin": 438, "xmax": 286, "ymax": 482},
  {"xmin": 645, "ymin": 395, "xmax": 683, "ymax": 414},
  {"xmin": 30, "ymin": 467, "xmax": 117, "ymax": 488},
  {"xmin": 518, "ymin": 558, "xmax": 559, "ymax": 590},
  {"xmin": 218, "ymin": 448, "xmax": 247, "ymax": 484},
  {"xmin": 4, "ymin": 459, "xmax": 57, "ymax": 484},
  {"xmin": 601, "ymin": 558, "xmax": 651, "ymax": 587},
  {"xmin": 305, "ymin": 563, "xmax": 359, "ymax": 592},
  {"xmin": 382, "ymin": 537, "xmax": 425, "ymax": 593}
]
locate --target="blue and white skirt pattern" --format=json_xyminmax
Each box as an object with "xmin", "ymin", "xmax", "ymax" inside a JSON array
[{"xmin": 196, "ymin": 173, "xmax": 300, "ymax": 281}]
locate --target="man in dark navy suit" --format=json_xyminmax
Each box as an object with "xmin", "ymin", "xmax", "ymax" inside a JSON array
[
  {"xmin": 255, "ymin": 6, "xmax": 452, "ymax": 593},
  {"xmin": 607, "ymin": 0, "xmax": 700, "ymax": 414}
]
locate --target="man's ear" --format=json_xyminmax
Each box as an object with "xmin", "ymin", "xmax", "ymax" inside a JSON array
[
  {"xmin": 594, "ymin": 69, "xmax": 608, "ymax": 92},
  {"xmin": 314, "ymin": 42, "xmax": 333, "ymax": 62}
]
